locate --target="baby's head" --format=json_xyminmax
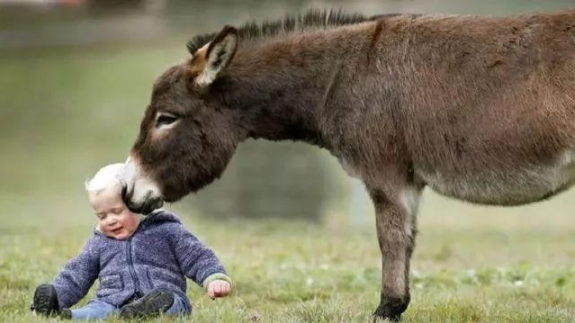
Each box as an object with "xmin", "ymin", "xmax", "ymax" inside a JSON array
[{"xmin": 86, "ymin": 163, "xmax": 140, "ymax": 240}]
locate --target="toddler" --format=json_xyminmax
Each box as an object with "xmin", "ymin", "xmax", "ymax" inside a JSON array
[{"xmin": 30, "ymin": 163, "xmax": 232, "ymax": 320}]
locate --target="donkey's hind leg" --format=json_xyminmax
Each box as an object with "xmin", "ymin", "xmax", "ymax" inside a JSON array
[{"xmin": 368, "ymin": 180, "xmax": 423, "ymax": 322}]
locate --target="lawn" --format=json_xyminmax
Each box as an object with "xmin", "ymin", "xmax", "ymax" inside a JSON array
[{"xmin": 1, "ymin": 190, "xmax": 574, "ymax": 323}]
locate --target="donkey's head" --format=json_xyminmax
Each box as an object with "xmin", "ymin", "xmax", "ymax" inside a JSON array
[{"xmin": 121, "ymin": 26, "xmax": 241, "ymax": 214}]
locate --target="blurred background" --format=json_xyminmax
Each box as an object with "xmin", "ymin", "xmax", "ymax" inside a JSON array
[
  {"xmin": 3, "ymin": 4, "xmax": 575, "ymax": 321},
  {"xmin": 1, "ymin": 0, "xmax": 575, "ymax": 230}
]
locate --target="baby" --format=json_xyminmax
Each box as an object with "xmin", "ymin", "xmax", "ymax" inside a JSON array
[{"xmin": 30, "ymin": 163, "xmax": 231, "ymax": 320}]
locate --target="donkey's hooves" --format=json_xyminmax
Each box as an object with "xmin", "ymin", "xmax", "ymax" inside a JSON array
[
  {"xmin": 372, "ymin": 310, "xmax": 401, "ymax": 322},
  {"xmin": 372, "ymin": 296, "xmax": 409, "ymax": 322}
]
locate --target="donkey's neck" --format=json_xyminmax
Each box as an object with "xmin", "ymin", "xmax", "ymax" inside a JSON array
[{"xmin": 215, "ymin": 25, "xmax": 370, "ymax": 148}]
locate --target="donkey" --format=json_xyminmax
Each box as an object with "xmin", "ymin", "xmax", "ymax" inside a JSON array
[{"xmin": 120, "ymin": 9, "xmax": 575, "ymax": 321}]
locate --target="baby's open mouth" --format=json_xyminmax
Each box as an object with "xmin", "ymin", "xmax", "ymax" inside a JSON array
[{"xmin": 112, "ymin": 227, "xmax": 123, "ymax": 234}]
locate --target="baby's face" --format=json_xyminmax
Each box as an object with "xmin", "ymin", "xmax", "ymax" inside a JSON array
[{"xmin": 89, "ymin": 186, "xmax": 140, "ymax": 240}]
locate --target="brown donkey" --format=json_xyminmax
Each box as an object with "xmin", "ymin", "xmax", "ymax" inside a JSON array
[{"xmin": 120, "ymin": 9, "xmax": 575, "ymax": 321}]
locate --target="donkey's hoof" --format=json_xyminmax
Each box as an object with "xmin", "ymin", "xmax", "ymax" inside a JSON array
[{"xmin": 372, "ymin": 296, "xmax": 409, "ymax": 322}]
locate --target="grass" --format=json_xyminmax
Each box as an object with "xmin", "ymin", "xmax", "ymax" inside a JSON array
[{"xmin": 1, "ymin": 191, "xmax": 575, "ymax": 323}]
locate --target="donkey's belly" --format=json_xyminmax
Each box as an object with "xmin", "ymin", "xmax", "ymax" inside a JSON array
[{"xmin": 416, "ymin": 152, "xmax": 575, "ymax": 206}]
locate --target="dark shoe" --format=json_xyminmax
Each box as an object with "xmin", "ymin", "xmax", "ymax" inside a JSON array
[
  {"xmin": 60, "ymin": 308, "xmax": 72, "ymax": 319},
  {"xmin": 30, "ymin": 283, "xmax": 60, "ymax": 317},
  {"xmin": 120, "ymin": 290, "xmax": 174, "ymax": 319}
]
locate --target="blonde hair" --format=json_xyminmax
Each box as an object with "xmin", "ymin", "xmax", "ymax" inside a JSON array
[{"xmin": 85, "ymin": 163, "xmax": 125, "ymax": 193}]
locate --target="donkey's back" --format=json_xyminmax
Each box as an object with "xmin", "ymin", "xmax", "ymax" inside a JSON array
[{"xmin": 352, "ymin": 10, "xmax": 575, "ymax": 206}]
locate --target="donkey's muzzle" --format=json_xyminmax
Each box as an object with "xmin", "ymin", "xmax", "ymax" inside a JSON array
[{"xmin": 122, "ymin": 185, "xmax": 164, "ymax": 215}]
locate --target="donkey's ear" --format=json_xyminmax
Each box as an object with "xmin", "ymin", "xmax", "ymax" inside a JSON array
[{"xmin": 193, "ymin": 26, "xmax": 238, "ymax": 87}]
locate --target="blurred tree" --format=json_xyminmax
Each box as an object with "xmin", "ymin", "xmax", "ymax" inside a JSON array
[
  {"xmin": 85, "ymin": 0, "xmax": 147, "ymax": 15},
  {"xmin": 190, "ymin": 141, "xmax": 330, "ymax": 221}
]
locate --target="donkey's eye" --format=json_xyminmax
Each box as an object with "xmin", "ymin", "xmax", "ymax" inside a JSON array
[{"xmin": 156, "ymin": 114, "xmax": 178, "ymax": 128}]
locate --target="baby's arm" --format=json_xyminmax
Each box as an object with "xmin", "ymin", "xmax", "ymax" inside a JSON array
[
  {"xmin": 172, "ymin": 224, "xmax": 232, "ymax": 293},
  {"xmin": 52, "ymin": 236, "xmax": 99, "ymax": 309}
]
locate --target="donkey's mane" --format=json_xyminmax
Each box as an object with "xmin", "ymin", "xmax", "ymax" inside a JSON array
[{"xmin": 186, "ymin": 9, "xmax": 390, "ymax": 54}]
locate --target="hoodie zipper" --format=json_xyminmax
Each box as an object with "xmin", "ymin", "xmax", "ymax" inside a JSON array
[{"xmin": 126, "ymin": 236, "xmax": 143, "ymax": 297}]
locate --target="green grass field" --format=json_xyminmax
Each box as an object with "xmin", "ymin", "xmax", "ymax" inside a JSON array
[
  {"xmin": 1, "ymin": 190, "xmax": 574, "ymax": 323},
  {"xmin": 1, "ymin": 26, "xmax": 575, "ymax": 323}
]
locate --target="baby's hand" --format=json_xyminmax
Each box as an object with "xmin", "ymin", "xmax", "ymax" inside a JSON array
[{"xmin": 207, "ymin": 280, "xmax": 231, "ymax": 299}]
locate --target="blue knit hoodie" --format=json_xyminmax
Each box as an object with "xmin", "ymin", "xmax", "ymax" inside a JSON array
[{"xmin": 52, "ymin": 211, "xmax": 230, "ymax": 313}]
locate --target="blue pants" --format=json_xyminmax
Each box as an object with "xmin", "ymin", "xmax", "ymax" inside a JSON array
[{"xmin": 71, "ymin": 293, "xmax": 188, "ymax": 320}]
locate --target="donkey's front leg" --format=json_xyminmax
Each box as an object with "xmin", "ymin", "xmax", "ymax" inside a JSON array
[{"xmin": 369, "ymin": 184, "xmax": 420, "ymax": 322}]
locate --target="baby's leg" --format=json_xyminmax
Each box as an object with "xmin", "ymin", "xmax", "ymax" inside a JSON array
[
  {"xmin": 71, "ymin": 300, "xmax": 118, "ymax": 320},
  {"xmin": 164, "ymin": 293, "xmax": 190, "ymax": 316},
  {"xmin": 119, "ymin": 290, "xmax": 177, "ymax": 319}
]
